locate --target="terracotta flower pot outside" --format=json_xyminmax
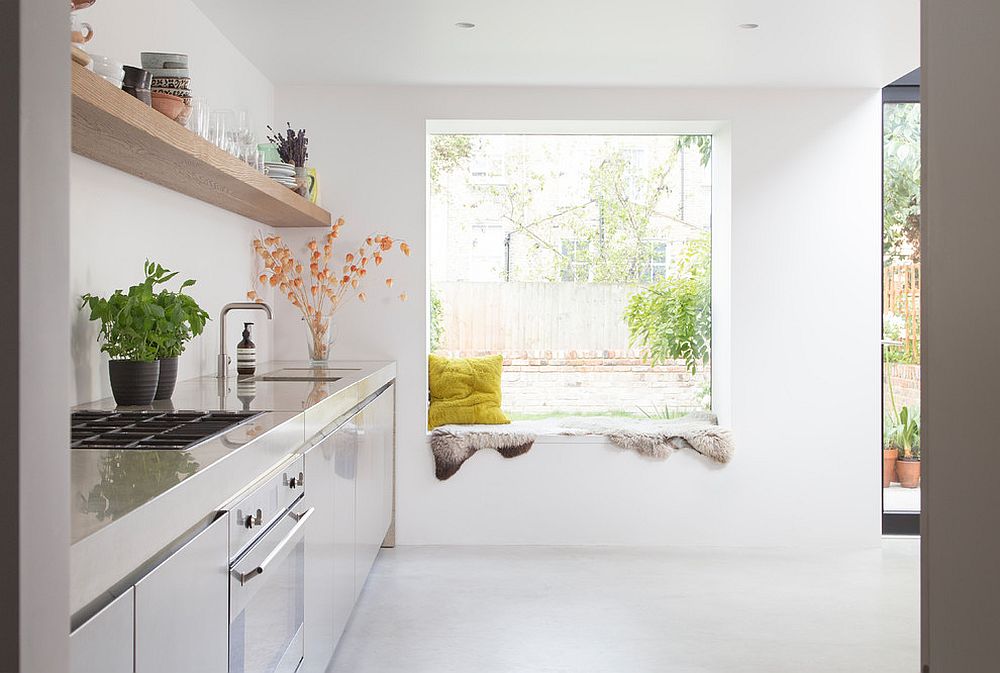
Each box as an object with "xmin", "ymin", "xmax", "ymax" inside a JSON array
[
  {"xmin": 897, "ymin": 458, "xmax": 921, "ymax": 489},
  {"xmin": 883, "ymin": 448, "xmax": 899, "ymax": 488},
  {"xmin": 108, "ymin": 359, "xmax": 160, "ymax": 407}
]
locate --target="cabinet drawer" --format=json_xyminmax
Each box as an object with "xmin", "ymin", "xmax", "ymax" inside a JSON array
[
  {"xmin": 135, "ymin": 514, "xmax": 229, "ymax": 673},
  {"xmin": 70, "ymin": 589, "xmax": 134, "ymax": 673}
]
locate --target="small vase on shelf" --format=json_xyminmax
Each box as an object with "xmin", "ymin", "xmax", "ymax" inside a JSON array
[
  {"xmin": 304, "ymin": 313, "xmax": 336, "ymax": 365},
  {"xmin": 294, "ymin": 166, "xmax": 311, "ymax": 198}
]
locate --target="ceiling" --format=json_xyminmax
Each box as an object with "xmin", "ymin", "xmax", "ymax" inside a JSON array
[{"xmin": 192, "ymin": 0, "xmax": 919, "ymax": 88}]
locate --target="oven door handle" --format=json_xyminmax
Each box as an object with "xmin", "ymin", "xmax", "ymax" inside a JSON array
[{"xmin": 232, "ymin": 507, "xmax": 314, "ymax": 586}]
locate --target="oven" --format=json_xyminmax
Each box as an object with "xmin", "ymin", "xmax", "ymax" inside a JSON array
[{"xmin": 229, "ymin": 457, "xmax": 312, "ymax": 673}]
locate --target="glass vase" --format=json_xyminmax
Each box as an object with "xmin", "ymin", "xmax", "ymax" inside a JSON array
[
  {"xmin": 294, "ymin": 166, "xmax": 311, "ymax": 198},
  {"xmin": 304, "ymin": 313, "xmax": 336, "ymax": 365}
]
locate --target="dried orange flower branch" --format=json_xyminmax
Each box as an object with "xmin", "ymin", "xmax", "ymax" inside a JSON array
[{"xmin": 248, "ymin": 217, "xmax": 411, "ymax": 360}]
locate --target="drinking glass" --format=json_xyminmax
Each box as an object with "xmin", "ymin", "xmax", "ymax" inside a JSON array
[
  {"xmin": 188, "ymin": 98, "xmax": 210, "ymax": 139},
  {"xmin": 212, "ymin": 109, "xmax": 237, "ymax": 153},
  {"xmin": 209, "ymin": 111, "xmax": 227, "ymax": 150},
  {"xmin": 234, "ymin": 110, "xmax": 252, "ymax": 142}
]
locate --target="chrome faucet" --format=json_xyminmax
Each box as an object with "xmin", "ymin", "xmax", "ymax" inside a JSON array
[{"xmin": 217, "ymin": 302, "xmax": 273, "ymax": 378}]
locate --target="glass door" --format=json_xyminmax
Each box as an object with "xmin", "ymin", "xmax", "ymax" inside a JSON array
[{"xmin": 882, "ymin": 70, "xmax": 921, "ymax": 534}]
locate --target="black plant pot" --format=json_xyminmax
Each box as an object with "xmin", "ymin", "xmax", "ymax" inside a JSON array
[
  {"xmin": 154, "ymin": 356, "xmax": 179, "ymax": 400},
  {"xmin": 108, "ymin": 360, "xmax": 160, "ymax": 406}
]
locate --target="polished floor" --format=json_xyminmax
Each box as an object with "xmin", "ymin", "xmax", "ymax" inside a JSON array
[{"xmin": 329, "ymin": 541, "xmax": 919, "ymax": 673}]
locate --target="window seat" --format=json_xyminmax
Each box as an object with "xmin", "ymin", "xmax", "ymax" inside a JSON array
[{"xmin": 427, "ymin": 412, "xmax": 733, "ymax": 480}]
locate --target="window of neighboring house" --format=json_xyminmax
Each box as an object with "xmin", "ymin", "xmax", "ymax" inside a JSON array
[
  {"xmin": 560, "ymin": 239, "xmax": 590, "ymax": 282},
  {"xmin": 623, "ymin": 148, "xmax": 646, "ymax": 202},
  {"xmin": 469, "ymin": 153, "xmax": 506, "ymax": 185},
  {"xmin": 468, "ymin": 222, "xmax": 506, "ymax": 281},
  {"xmin": 644, "ymin": 241, "xmax": 670, "ymax": 281}
]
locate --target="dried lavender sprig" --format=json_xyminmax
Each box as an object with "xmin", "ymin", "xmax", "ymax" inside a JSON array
[{"xmin": 265, "ymin": 122, "xmax": 309, "ymax": 167}]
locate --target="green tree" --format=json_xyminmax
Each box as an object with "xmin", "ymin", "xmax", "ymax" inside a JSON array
[
  {"xmin": 429, "ymin": 286, "xmax": 445, "ymax": 351},
  {"xmin": 675, "ymin": 135, "xmax": 712, "ymax": 167},
  {"xmin": 429, "ymin": 135, "xmax": 472, "ymax": 191},
  {"xmin": 883, "ymin": 104, "xmax": 921, "ymax": 264},
  {"xmin": 624, "ymin": 233, "xmax": 711, "ymax": 374},
  {"xmin": 560, "ymin": 148, "xmax": 673, "ymax": 282}
]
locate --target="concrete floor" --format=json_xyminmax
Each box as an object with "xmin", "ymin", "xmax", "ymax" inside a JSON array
[
  {"xmin": 329, "ymin": 541, "xmax": 920, "ymax": 673},
  {"xmin": 884, "ymin": 485, "xmax": 921, "ymax": 513}
]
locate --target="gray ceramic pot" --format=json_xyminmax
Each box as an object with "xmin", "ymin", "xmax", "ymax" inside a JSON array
[
  {"xmin": 108, "ymin": 360, "xmax": 160, "ymax": 406},
  {"xmin": 154, "ymin": 356, "xmax": 179, "ymax": 401}
]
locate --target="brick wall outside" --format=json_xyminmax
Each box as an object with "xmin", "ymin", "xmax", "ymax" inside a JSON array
[
  {"xmin": 884, "ymin": 362, "xmax": 920, "ymax": 414},
  {"xmin": 436, "ymin": 349, "xmax": 711, "ymax": 416}
]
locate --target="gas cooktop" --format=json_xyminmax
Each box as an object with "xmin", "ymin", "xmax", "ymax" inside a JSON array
[{"xmin": 71, "ymin": 410, "xmax": 263, "ymax": 451}]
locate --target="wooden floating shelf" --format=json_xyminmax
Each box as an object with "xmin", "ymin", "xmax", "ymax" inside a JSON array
[{"xmin": 71, "ymin": 63, "xmax": 331, "ymax": 229}]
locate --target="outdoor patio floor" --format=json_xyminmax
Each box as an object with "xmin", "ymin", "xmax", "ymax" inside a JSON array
[{"xmin": 884, "ymin": 484, "xmax": 920, "ymax": 513}]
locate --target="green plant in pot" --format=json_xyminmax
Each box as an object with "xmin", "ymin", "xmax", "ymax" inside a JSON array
[
  {"xmin": 148, "ymin": 266, "xmax": 209, "ymax": 400},
  {"xmin": 894, "ymin": 406, "xmax": 921, "ymax": 488},
  {"xmin": 81, "ymin": 261, "xmax": 208, "ymax": 405}
]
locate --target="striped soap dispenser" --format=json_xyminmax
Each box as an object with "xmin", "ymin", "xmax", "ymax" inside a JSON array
[{"xmin": 236, "ymin": 322, "xmax": 257, "ymax": 376}]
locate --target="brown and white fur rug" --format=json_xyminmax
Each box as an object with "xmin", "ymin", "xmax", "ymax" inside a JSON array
[{"xmin": 429, "ymin": 411, "xmax": 734, "ymax": 480}]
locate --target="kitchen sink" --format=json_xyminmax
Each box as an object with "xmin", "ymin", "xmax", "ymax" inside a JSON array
[{"xmin": 252, "ymin": 367, "xmax": 357, "ymax": 382}]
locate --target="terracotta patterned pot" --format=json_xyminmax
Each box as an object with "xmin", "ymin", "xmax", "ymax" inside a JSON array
[{"xmin": 897, "ymin": 459, "xmax": 921, "ymax": 489}]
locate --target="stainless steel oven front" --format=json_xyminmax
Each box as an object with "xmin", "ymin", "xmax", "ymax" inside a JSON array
[{"xmin": 229, "ymin": 457, "xmax": 311, "ymax": 673}]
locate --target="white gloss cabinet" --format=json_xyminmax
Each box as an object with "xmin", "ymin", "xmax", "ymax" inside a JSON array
[
  {"xmin": 303, "ymin": 384, "xmax": 394, "ymax": 673},
  {"xmin": 355, "ymin": 386, "xmax": 394, "ymax": 595},
  {"xmin": 134, "ymin": 513, "xmax": 230, "ymax": 673},
  {"xmin": 70, "ymin": 589, "xmax": 134, "ymax": 673},
  {"xmin": 303, "ymin": 413, "xmax": 357, "ymax": 673}
]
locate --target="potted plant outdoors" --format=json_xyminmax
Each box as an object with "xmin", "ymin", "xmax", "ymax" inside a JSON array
[
  {"xmin": 81, "ymin": 273, "xmax": 162, "ymax": 406},
  {"xmin": 895, "ymin": 406, "xmax": 921, "ymax": 488},
  {"xmin": 883, "ymin": 414, "xmax": 900, "ymax": 488},
  {"xmin": 150, "ymin": 268, "xmax": 210, "ymax": 400}
]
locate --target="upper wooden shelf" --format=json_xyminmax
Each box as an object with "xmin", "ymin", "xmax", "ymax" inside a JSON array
[{"xmin": 71, "ymin": 63, "xmax": 331, "ymax": 229}]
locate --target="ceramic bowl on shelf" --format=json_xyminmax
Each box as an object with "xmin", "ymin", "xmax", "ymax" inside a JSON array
[
  {"xmin": 146, "ymin": 67, "xmax": 190, "ymax": 78},
  {"xmin": 151, "ymin": 92, "xmax": 187, "ymax": 121},
  {"xmin": 150, "ymin": 76, "xmax": 190, "ymax": 91},
  {"xmin": 140, "ymin": 52, "xmax": 189, "ymax": 70},
  {"xmin": 265, "ymin": 166, "xmax": 295, "ymax": 179},
  {"xmin": 89, "ymin": 54, "xmax": 124, "ymax": 86},
  {"xmin": 151, "ymin": 86, "xmax": 191, "ymax": 100}
]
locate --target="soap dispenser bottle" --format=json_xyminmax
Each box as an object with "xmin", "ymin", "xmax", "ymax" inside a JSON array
[{"xmin": 236, "ymin": 322, "xmax": 256, "ymax": 376}]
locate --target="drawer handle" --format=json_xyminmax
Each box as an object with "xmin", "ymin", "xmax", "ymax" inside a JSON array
[{"xmin": 232, "ymin": 507, "xmax": 315, "ymax": 586}]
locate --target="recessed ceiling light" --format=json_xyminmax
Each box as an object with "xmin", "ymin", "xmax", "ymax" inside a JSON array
[
  {"xmin": 738, "ymin": 23, "xmax": 760, "ymax": 30},
  {"xmin": 455, "ymin": 22, "xmax": 476, "ymax": 29}
]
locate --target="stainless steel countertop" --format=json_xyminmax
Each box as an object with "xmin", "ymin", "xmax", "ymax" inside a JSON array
[{"xmin": 70, "ymin": 360, "xmax": 396, "ymax": 616}]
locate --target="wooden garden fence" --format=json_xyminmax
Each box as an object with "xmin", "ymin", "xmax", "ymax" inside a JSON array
[
  {"xmin": 435, "ymin": 281, "xmax": 637, "ymax": 352},
  {"xmin": 883, "ymin": 263, "xmax": 921, "ymax": 361}
]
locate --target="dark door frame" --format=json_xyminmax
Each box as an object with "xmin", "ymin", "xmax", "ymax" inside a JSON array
[{"xmin": 882, "ymin": 68, "xmax": 921, "ymax": 536}]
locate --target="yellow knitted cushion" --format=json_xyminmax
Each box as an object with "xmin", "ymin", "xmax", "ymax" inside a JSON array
[{"xmin": 428, "ymin": 354, "xmax": 511, "ymax": 430}]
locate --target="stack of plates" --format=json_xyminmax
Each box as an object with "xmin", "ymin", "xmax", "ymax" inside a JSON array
[{"xmin": 265, "ymin": 162, "xmax": 297, "ymax": 189}]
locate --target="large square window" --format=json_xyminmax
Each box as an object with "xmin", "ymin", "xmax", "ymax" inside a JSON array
[{"xmin": 429, "ymin": 133, "xmax": 712, "ymax": 419}]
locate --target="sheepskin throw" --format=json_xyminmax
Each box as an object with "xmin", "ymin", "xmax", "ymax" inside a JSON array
[{"xmin": 429, "ymin": 412, "xmax": 734, "ymax": 480}]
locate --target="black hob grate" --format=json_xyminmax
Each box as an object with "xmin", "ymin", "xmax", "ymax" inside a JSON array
[{"xmin": 71, "ymin": 410, "xmax": 263, "ymax": 450}]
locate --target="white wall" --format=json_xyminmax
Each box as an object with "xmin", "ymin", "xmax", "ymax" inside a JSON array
[
  {"xmin": 70, "ymin": 0, "xmax": 276, "ymax": 404},
  {"xmin": 276, "ymin": 85, "xmax": 883, "ymax": 548},
  {"xmin": 922, "ymin": 0, "xmax": 1000, "ymax": 668}
]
